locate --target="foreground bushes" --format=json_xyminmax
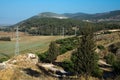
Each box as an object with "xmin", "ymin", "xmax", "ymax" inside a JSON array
[
  {"xmin": 61, "ymin": 60, "xmax": 74, "ymax": 73},
  {"xmin": 37, "ymin": 52, "xmax": 48, "ymax": 62},
  {"xmin": 104, "ymin": 53, "xmax": 116, "ymax": 65},
  {"xmin": 113, "ymin": 60, "xmax": 120, "ymax": 75},
  {"xmin": 0, "ymin": 57, "xmax": 9, "ymax": 63}
]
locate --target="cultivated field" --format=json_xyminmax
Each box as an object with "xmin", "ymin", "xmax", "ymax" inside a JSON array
[{"xmin": 0, "ymin": 31, "xmax": 63, "ymax": 58}]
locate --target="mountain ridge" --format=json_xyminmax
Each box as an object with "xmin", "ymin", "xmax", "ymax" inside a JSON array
[{"xmin": 26, "ymin": 10, "xmax": 120, "ymax": 22}]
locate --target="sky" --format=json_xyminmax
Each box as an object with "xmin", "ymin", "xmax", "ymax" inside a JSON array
[{"xmin": 0, "ymin": 0, "xmax": 120, "ymax": 25}]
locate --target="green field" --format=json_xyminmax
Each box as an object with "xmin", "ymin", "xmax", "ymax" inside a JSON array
[{"xmin": 0, "ymin": 36, "xmax": 62, "ymax": 58}]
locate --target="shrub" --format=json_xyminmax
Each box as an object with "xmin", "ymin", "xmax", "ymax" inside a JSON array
[
  {"xmin": 56, "ymin": 37, "xmax": 79, "ymax": 54},
  {"xmin": 60, "ymin": 47, "xmax": 68, "ymax": 54},
  {"xmin": 61, "ymin": 60, "xmax": 74, "ymax": 73},
  {"xmin": 92, "ymin": 64, "xmax": 103, "ymax": 78},
  {"xmin": 0, "ymin": 57, "xmax": 9, "ymax": 63},
  {"xmin": 37, "ymin": 52, "xmax": 48, "ymax": 62},
  {"xmin": 104, "ymin": 53, "xmax": 116, "ymax": 65},
  {"xmin": 97, "ymin": 45, "xmax": 105, "ymax": 50},
  {"xmin": 112, "ymin": 60, "xmax": 120, "ymax": 75},
  {"xmin": 108, "ymin": 42, "xmax": 120, "ymax": 54},
  {"xmin": 0, "ymin": 37, "xmax": 11, "ymax": 41},
  {"xmin": 103, "ymin": 31, "xmax": 112, "ymax": 34}
]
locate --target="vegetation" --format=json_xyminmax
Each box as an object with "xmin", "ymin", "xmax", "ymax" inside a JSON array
[
  {"xmin": 61, "ymin": 59, "xmax": 74, "ymax": 73},
  {"xmin": 0, "ymin": 37, "xmax": 11, "ymax": 41},
  {"xmin": 56, "ymin": 37, "xmax": 79, "ymax": 54},
  {"xmin": 97, "ymin": 45, "xmax": 105, "ymax": 50},
  {"xmin": 104, "ymin": 53, "xmax": 116, "ymax": 65},
  {"xmin": 0, "ymin": 57, "xmax": 9, "ymax": 63},
  {"xmin": 108, "ymin": 42, "xmax": 120, "ymax": 54},
  {"xmin": 46, "ymin": 42, "xmax": 59, "ymax": 63},
  {"xmin": 4, "ymin": 17, "xmax": 119, "ymax": 36},
  {"xmin": 71, "ymin": 27, "xmax": 100, "ymax": 79},
  {"xmin": 37, "ymin": 51, "xmax": 48, "ymax": 62},
  {"xmin": 0, "ymin": 36, "xmax": 60, "ymax": 58},
  {"xmin": 113, "ymin": 60, "xmax": 120, "ymax": 75}
]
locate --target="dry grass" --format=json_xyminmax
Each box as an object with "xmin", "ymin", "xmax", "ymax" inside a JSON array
[
  {"xmin": 56, "ymin": 50, "xmax": 75, "ymax": 62},
  {"xmin": 96, "ymin": 32, "xmax": 120, "ymax": 47}
]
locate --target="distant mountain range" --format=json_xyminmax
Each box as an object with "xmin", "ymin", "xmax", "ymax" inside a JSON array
[
  {"xmin": 31, "ymin": 12, "xmax": 68, "ymax": 19},
  {"xmin": 0, "ymin": 24, "xmax": 12, "ymax": 28},
  {"xmin": 27, "ymin": 10, "xmax": 120, "ymax": 22}
]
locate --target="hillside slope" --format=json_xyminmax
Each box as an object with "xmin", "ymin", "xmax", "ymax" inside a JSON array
[{"xmin": 0, "ymin": 53, "xmax": 58, "ymax": 80}]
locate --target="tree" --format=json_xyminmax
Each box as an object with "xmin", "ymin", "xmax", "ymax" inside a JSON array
[
  {"xmin": 71, "ymin": 27, "xmax": 99, "ymax": 80},
  {"xmin": 47, "ymin": 41, "xmax": 59, "ymax": 63}
]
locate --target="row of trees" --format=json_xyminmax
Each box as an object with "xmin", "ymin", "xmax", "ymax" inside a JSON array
[{"xmin": 6, "ymin": 18, "xmax": 120, "ymax": 36}]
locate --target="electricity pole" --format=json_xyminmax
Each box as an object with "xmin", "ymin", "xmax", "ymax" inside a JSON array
[
  {"xmin": 75, "ymin": 27, "xmax": 77, "ymax": 36},
  {"xmin": 15, "ymin": 26, "xmax": 19, "ymax": 56},
  {"xmin": 62, "ymin": 27, "xmax": 65, "ymax": 38}
]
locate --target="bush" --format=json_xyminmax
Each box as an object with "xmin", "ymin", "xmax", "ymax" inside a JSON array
[
  {"xmin": 0, "ymin": 57, "xmax": 9, "ymax": 63},
  {"xmin": 56, "ymin": 37, "xmax": 79, "ymax": 54},
  {"xmin": 60, "ymin": 47, "xmax": 68, "ymax": 54},
  {"xmin": 103, "ymin": 31, "xmax": 112, "ymax": 34},
  {"xmin": 113, "ymin": 60, "xmax": 120, "ymax": 75},
  {"xmin": 92, "ymin": 65, "xmax": 103, "ymax": 78},
  {"xmin": 108, "ymin": 42, "xmax": 120, "ymax": 54},
  {"xmin": 0, "ymin": 37, "xmax": 11, "ymax": 41},
  {"xmin": 104, "ymin": 53, "xmax": 116, "ymax": 65},
  {"xmin": 61, "ymin": 60, "xmax": 74, "ymax": 73},
  {"xmin": 97, "ymin": 45, "xmax": 105, "ymax": 50},
  {"xmin": 37, "ymin": 52, "xmax": 48, "ymax": 62}
]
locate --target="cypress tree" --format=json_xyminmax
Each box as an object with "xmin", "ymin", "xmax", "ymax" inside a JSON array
[
  {"xmin": 71, "ymin": 27, "xmax": 98, "ymax": 79},
  {"xmin": 47, "ymin": 41, "xmax": 59, "ymax": 63}
]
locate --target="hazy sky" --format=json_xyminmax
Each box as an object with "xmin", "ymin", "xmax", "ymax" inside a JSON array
[{"xmin": 0, "ymin": 0, "xmax": 120, "ymax": 24}]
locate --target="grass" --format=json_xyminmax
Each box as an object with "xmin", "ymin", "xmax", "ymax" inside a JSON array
[{"xmin": 0, "ymin": 35, "xmax": 63, "ymax": 58}]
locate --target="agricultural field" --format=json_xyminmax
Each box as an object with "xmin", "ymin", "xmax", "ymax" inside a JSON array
[{"xmin": 0, "ymin": 31, "xmax": 63, "ymax": 58}]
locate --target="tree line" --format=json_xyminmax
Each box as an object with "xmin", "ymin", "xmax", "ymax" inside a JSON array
[{"xmin": 3, "ymin": 18, "xmax": 120, "ymax": 36}]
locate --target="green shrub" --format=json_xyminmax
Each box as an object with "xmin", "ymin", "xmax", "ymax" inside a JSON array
[
  {"xmin": 97, "ymin": 45, "xmax": 105, "ymax": 50},
  {"xmin": 37, "ymin": 52, "xmax": 48, "ymax": 62},
  {"xmin": 113, "ymin": 60, "xmax": 120, "ymax": 75},
  {"xmin": 0, "ymin": 37, "xmax": 11, "ymax": 41},
  {"xmin": 104, "ymin": 53, "xmax": 116, "ymax": 65},
  {"xmin": 0, "ymin": 57, "xmax": 9, "ymax": 63},
  {"xmin": 56, "ymin": 37, "xmax": 79, "ymax": 54},
  {"xmin": 103, "ymin": 31, "xmax": 112, "ymax": 34},
  {"xmin": 60, "ymin": 47, "xmax": 68, "ymax": 54},
  {"xmin": 92, "ymin": 65, "xmax": 103, "ymax": 78},
  {"xmin": 61, "ymin": 60, "xmax": 74, "ymax": 73}
]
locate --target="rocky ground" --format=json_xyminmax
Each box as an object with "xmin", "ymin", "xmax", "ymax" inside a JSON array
[{"xmin": 0, "ymin": 53, "xmax": 59, "ymax": 80}]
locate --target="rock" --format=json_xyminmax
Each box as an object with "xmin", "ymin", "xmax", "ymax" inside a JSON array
[
  {"xmin": 0, "ymin": 62, "xmax": 6, "ymax": 70},
  {"xmin": 116, "ymin": 48, "xmax": 120, "ymax": 56}
]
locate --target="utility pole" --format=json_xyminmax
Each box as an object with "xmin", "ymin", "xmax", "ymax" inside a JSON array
[
  {"xmin": 75, "ymin": 27, "xmax": 77, "ymax": 36},
  {"xmin": 62, "ymin": 27, "xmax": 65, "ymax": 38},
  {"xmin": 15, "ymin": 26, "xmax": 19, "ymax": 56}
]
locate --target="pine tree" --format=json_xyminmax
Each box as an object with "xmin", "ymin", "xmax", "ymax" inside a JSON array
[
  {"xmin": 47, "ymin": 41, "xmax": 59, "ymax": 63},
  {"xmin": 71, "ymin": 27, "xmax": 98, "ymax": 79}
]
